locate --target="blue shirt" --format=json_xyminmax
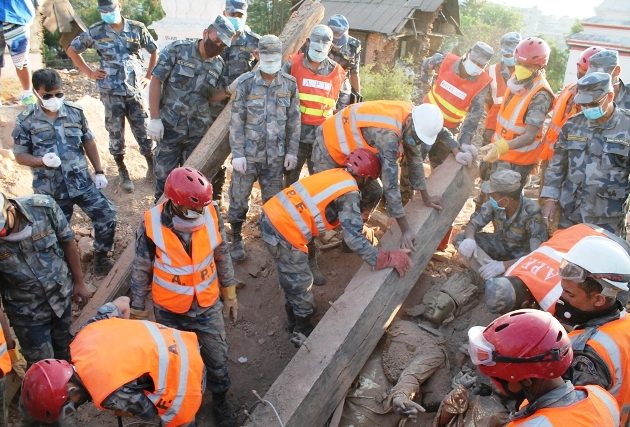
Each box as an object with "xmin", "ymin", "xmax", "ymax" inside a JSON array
[{"xmin": 0, "ymin": 0, "xmax": 35, "ymax": 26}]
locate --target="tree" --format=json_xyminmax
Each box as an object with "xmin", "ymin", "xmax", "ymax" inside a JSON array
[
  {"xmin": 570, "ymin": 20, "xmax": 584, "ymax": 35},
  {"xmin": 72, "ymin": 0, "xmax": 165, "ymax": 27},
  {"xmin": 458, "ymin": 0, "xmax": 524, "ymax": 55},
  {"xmin": 541, "ymin": 36, "xmax": 569, "ymax": 92},
  {"xmin": 247, "ymin": 0, "xmax": 292, "ymax": 35}
]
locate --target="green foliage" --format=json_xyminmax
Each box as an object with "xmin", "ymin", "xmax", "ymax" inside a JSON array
[
  {"xmin": 71, "ymin": 0, "xmax": 165, "ymax": 27},
  {"xmin": 247, "ymin": 0, "xmax": 292, "ymax": 35},
  {"xmin": 361, "ymin": 64, "xmax": 415, "ymax": 102},
  {"xmin": 541, "ymin": 36, "xmax": 569, "ymax": 92},
  {"xmin": 570, "ymin": 20, "xmax": 584, "ymax": 35}
]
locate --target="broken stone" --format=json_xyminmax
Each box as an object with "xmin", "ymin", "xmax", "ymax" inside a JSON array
[
  {"xmin": 77, "ymin": 236, "xmax": 94, "ymax": 263},
  {"xmin": 267, "ymin": 330, "xmax": 275, "ymax": 337},
  {"xmin": 404, "ymin": 304, "xmax": 425, "ymax": 318},
  {"xmin": 74, "ymin": 227, "xmax": 92, "ymax": 237},
  {"xmin": 237, "ymin": 356, "xmax": 248, "ymax": 364},
  {"xmin": 258, "ymin": 338, "xmax": 265, "ymax": 345}
]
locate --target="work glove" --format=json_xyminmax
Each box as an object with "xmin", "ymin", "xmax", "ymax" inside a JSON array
[
  {"xmin": 130, "ymin": 308, "xmax": 150, "ymax": 320},
  {"xmin": 455, "ymin": 151, "xmax": 473, "ymax": 167},
  {"xmin": 479, "ymin": 260, "xmax": 506, "ymax": 280},
  {"xmin": 479, "ymin": 138, "xmax": 509, "ymax": 163},
  {"xmin": 221, "ymin": 285, "xmax": 238, "ymax": 323},
  {"xmin": 42, "ymin": 153, "xmax": 61, "ymax": 168},
  {"xmin": 392, "ymin": 393, "xmax": 426, "ymax": 420},
  {"xmin": 231, "ymin": 157, "xmax": 247, "ymax": 174},
  {"xmin": 457, "ymin": 238, "xmax": 477, "ymax": 258},
  {"xmin": 94, "ymin": 173, "xmax": 108, "ymax": 189},
  {"xmin": 460, "ymin": 143, "xmax": 479, "ymax": 158},
  {"xmin": 376, "ymin": 249, "xmax": 412, "ymax": 277},
  {"xmin": 284, "ymin": 154, "xmax": 298, "ymax": 171},
  {"xmin": 147, "ymin": 119, "xmax": 164, "ymax": 142},
  {"xmin": 8, "ymin": 345, "xmax": 27, "ymax": 378}
]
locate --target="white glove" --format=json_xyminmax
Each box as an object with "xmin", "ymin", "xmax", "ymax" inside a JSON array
[
  {"xmin": 231, "ymin": 157, "xmax": 247, "ymax": 174},
  {"xmin": 455, "ymin": 151, "xmax": 473, "ymax": 167},
  {"xmin": 458, "ymin": 238, "xmax": 477, "ymax": 258},
  {"xmin": 460, "ymin": 143, "xmax": 479, "ymax": 158},
  {"xmin": 147, "ymin": 119, "xmax": 164, "ymax": 142},
  {"xmin": 284, "ymin": 154, "xmax": 298, "ymax": 170},
  {"xmin": 479, "ymin": 260, "xmax": 506, "ymax": 280},
  {"xmin": 42, "ymin": 153, "xmax": 61, "ymax": 168},
  {"xmin": 94, "ymin": 173, "xmax": 108, "ymax": 189}
]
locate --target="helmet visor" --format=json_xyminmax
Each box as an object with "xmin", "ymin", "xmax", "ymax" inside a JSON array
[
  {"xmin": 559, "ymin": 258, "xmax": 630, "ymax": 283},
  {"xmin": 468, "ymin": 326, "xmax": 496, "ymax": 366}
]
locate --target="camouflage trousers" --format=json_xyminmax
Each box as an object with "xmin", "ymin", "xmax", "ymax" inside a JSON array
[
  {"xmin": 453, "ymin": 231, "xmax": 527, "ymax": 262},
  {"xmin": 261, "ymin": 214, "xmax": 315, "ymax": 318},
  {"xmin": 11, "ymin": 305, "xmax": 71, "ymax": 367},
  {"xmin": 559, "ymin": 215, "xmax": 626, "ymax": 240},
  {"xmin": 56, "ymin": 185, "xmax": 117, "ymax": 252},
  {"xmin": 154, "ymin": 303, "xmax": 230, "ymax": 395},
  {"xmin": 227, "ymin": 158, "xmax": 284, "ymax": 223},
  {"xmin": 100, "ymin": 93, "xmax": 153, "ymax": 156},
  {"xmin": 284, "ymin": 124, "xmax": 319, "ymax": 186}
]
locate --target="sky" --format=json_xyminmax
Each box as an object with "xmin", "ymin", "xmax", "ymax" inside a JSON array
[{"xmin": 488, "ymin": 0, "xmax": 599, "ymax": 19}]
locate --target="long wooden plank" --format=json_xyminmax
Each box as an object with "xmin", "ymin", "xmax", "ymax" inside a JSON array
[
  {"xmin": 72, "ymin": 1, "xmax": 325, "ymax": 332},
  {"xmin": 243, "ymin": 157, "xmax": 474, "ymax": 427}
]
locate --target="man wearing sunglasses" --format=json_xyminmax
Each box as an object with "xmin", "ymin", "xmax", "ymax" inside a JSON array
[{"xmin": 542, "ymin": 72, "xmax": 630, "ymax": 238}]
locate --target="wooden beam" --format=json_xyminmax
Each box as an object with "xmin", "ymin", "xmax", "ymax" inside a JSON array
[
  {"xmin": 72, "ymin": 1, "xmax": 325, "ymax": 332},
  {"xmin": 243, "ymin": 157, "xmax": 474, "ymax": 427}
]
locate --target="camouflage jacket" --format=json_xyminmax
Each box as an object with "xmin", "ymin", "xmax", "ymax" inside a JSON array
[
  {"xmin": 220, "ymin": 27, "xmax": 260, "ymax": 86},
  {"xmin": 12, "ymin": 102, "xmax": 97, "ymax": 199},
  {"xmin": 328, "ymin": 35, "xmax": 361, "ymax": 75},
  {"xmin": 70, "ymin": 18, "xmax": 158, "ymax": 96},
  {"xmin": 615, "ymin": 79, "xmax": 630, "ymax": 110},
  {"xmin": 230, "ymin": 69, "xmax": 301, "ymax": 162},
  {"xmin": 0, "ymin": 195, "xmax": 74, "ymax": 325}
]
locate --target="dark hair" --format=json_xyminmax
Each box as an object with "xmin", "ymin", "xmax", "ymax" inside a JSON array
[
  {"xmin": 581, "ymin": 277, "xmax": 603, "ymax": 295},
  {"xmin": 32, "ymin": 68, "xmax": 62, "ymax": 92}
]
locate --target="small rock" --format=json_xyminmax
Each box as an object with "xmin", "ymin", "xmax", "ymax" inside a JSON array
[
  {"xmin": 404, "ymin": 304, "xmax": 424, "ymax": 317},
  {"xmin": 237, "ymin": 356, "xmax": 248, "ymax": 364},
  {"xmin": 77, "ymin": 236, "xmax": 94, "ymax": 263},
  {"xmin": 267, "ymin": 330, "xmax": 275, "ymax": 336},
  {"xmin": 257, "ymin": 338, "xmax": 265, "ymax": 345},
  {"xmin": 75, "ymin": 227, "xmax": 93, "ymax": 237}
]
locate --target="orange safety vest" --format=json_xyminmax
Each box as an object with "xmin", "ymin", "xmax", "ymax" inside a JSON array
[
  {"xmin": 505, "ymin": 224, "xmax": 607, "ymax": 314},
  {"xmin": 0, "ymin": 328, "xmax": 11, "ymax": 376},
  {"xmin": 424, "ymin": 53, "xmax": 492, "ymax": 129},
  {"xmin": 291, "ymin": 52, "xmax": 345, "ymax": 126},
  {"xmin": 540, "ymin": 83, "xmax": 579, "ymax": 161},
  {"xmin": 493, "ymin": 74, "xmax": 554, "ymax": 165},
  {"xmin": 484, "ymin": 62, "xmax": 508, "ymax": 131},
  {"xmin": 262, "ymin": 169, "xmax": 359, "ymax": 252},
  {"xmin": 508, "ymin": 385, "xmax": 619, "ymax": 426},
  {"xmin": 570, "ymin": 314, "xmax": 630, "ymax": 425},
  {"xmin": 320, "ymin": 100, "xmax": 412, "ymax": 165},
  {"xmin": 144, "ymin": 203, "xmax": 222, "ymax": 314},
  {"xmin": 71, "ymin": 318, "xmax": 204, "ymax": 427}
]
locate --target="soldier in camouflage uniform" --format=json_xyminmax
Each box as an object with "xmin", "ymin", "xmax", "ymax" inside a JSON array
[
  {"xmin": 147, "ymin": 16, "xmax": 235, "ymax": 201},
  {"xmin": 13, "ymin": 68, "xmax": 117, "ymax": 276},
  {"xmin": 586, "ymin": 49, "xmax": 630, "ymax": 109},
  {"xmin": 0, "ymin": 192, "xmax": 90, "ymax": 366},
  {"xmin": 228, "ymin": 35, "xmax": 300, "ymax": 261},
  {"xmin": 327, "ymin": 14, "xmax": 362, "ymax": 110},
  {"xmin": 542, "ymin": 72, "xmax": 630, "ymax": 238},
  {"xmin": 456, "ymin": 169, "xmax": 548, "ymax": 280},
  {"xmin": 67, "ymin": 0, "xmax": 159, "ymax": 193}
]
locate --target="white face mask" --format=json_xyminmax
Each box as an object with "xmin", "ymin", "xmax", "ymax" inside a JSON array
[
  {"xmin": 308, "ymin": 41, "xmax": 330, "ymax": 63},
  {"xmin": 41, "ymin": 96, "xmax": 64, "ymax": 112},
  {"xmin": 463, "ymin": 58, "xmax": 483, "ymax": 77},
  {"xmin": 0, "ymin": 225, "xmax": 32, "ymax": 242},
  {"xmin": 172, "ymin": 215, "xmax": 205, "ymax": 233},
  {"xmin": 259, "ymin": 60, "xmax": 282, "ymax": 75},
  {"xmin": 507, "ymin": 76, "xmax": 527, "ymax": 96}
]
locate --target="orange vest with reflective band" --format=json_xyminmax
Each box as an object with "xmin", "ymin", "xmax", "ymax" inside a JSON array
[
  {"xmin": 570, "ymin": 314, "xmax": 630, "ymax": 425},
  {"xmin": 71, "ymin": 318, "xmax": 204, "ymax": 427},
  {"xmin": 262, "ymin": 169, "xmax": 359, "ymax": 252},
  {"xmin": 540, "ymin": 83, "xmax": 579, "ymax": 161},
  {"xmin": 291, "ymin": 52, "xmax": 345, "ymax": 126},
  {"xmin": 424, "ymin": 53, "xmax": 492, "ymax": 129},
  {"xmin": 0, "ymin": 328, "xmax": 11, "ymax": 376},
  {"xmin": 484, "ymin": 62, "xmax": 508, "ymax": 131},
  {"xmin": 493, "ymin": 74, "xmax": 554, "ymax": 165},
  {"xmin": 505, "ymin": 224, "xmax": 607, "ymax": 314},
  {"xmin": 508, "ymin": 385, "xmax": 619, "ymax": 426},
  {"xmin": 144, "ymin": 203, "xmax": 222, "ymax": 314},
  {"xmin": 320, "ymin": 100, "xmax": 412, "ymax": 165}
]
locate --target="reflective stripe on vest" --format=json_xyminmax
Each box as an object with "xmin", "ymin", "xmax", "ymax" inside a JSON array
[
  {"xmin": 488, "ymin": 63, "xmax": 505, "ymax": 105},
  {"xmin": 589, "ymin": 385, "xmax": 621, "ymax": 425},
  {"xmin": 540, "ymin": 83, "xmax": 578, "ymax": 161},
  {"xmin": 513, "ymin": 416, "xmax": 554, "ymax": 427}
]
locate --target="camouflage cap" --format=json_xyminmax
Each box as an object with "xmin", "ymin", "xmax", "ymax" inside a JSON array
[
  {"xmin": 587, "ymin": 49, "xmax": 619, "ymax": 74},
  {"xmin": 225, "ymin": 0, "xmax": 248, "ymax": 14},
  {"xmin": 209, "ymin": 15, "xmax": 236, "ymax": 47},
  {"xmin": 484, "ymin": 277, "xmax": 516, "ymax": 314},
  {"xmin": 328, "ymin": 14, "xmax": 350, "ymax": 33},
  {"xmin": 259, "ymin": 34, "xmax": 282, "ymax": 59},
  {"xmin": 310, "ymin": 24, "xmax": 333, "ymax": 44},
  {"xmin": 574, "ymin": 72, "xmax": 614, "ymax": 104},
  {"xmin": 469, "ymin": 41, "xmax": 494, "ymax": 65},
  {"xmin": 500, "ymin": 32, "xmax": 521, "ymax": 55},
  {"xmin": 480, "ymin": 169, "xmax": 521, "ymax": 194},
  {"xmin": 97, "ymin": 0, "xmax": 119, "ymax": 12}
]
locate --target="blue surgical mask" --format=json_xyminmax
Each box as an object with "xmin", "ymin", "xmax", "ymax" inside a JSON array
[
  {"xmin": 308, "ymin": 42, "xmax": 329, "ymax": 63},
  {"xmin": 227, "ymin": 16, "xmax": 243, "ymax": 33},
  {"xmin": 488, "ymin": 196, "xmax": 505, "ymax": 211},
  {"xmin": 101, "ymin": 10, "xmax": 121, "ymax": 24},
  {"xmin": 582, "ymin": 105, "xmax": 605, "ymax": 120},
  {"xmin": 502, "ymin": 56, "xmax": 516, "ymax": 67}
]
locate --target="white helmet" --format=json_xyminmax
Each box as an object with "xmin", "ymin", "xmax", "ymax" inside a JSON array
[
  {"xmin": 411, "ymin": 103, "xmax": 443, "ymax": 146},
  {"xmin": 560, "ymin": 235, "xmax": 630, "ymax": 296}
]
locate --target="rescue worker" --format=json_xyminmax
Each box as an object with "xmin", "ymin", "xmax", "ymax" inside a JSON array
[
  {"xmin": 554, "ymin": 235, "xmax": 630, "ymax": 425},
  {"xmin": 12, "ymin": 68, "xmax": 117, "ymax": 275},
  {"xmin": 421, "ymin": 41, "xmax": 493, "ymax": 167},
  {"xmin": 147, "ymin": 16, "xmax": 235, "ymax": 201},
  {"xmin": 261, "ymin": 149, "xmax": 412, "ymax": 346},
  {"xmin": 586, "ymin": 49, "xmax": 630, "ymax": 108},
  {"xmin": 0, "ymin": 192, "xmax": 90, "ymax": 366},
  {"xmin": 468, "ymin": 309, "xmax": 619, "ymax": 426},
  {"xmin": 228, "ymin": 35, "xmax": 300, "ymax": 261},
  {"xmin": 129, "ymin": 167, "xmax": 239, "ymax": 426},
  {"xmin": 479, "ymin": 37, "xmax": 555, "ymax": 188},
  {"xmin": 20, "ymin": 296, "xmax": 205, "ymax": 427},
  {"xmin": 326, "ymin": 14, "xmax": 362, "ymax": 110},
  {"xmin": 456, "ymin": 169, "xmax": 548, "ymax": 279},
  {"xmin": 284, "ymin": 24, "xmax": 346, "ymax": 185},
  {"xmin": 67, "ymin": 0, "xmax": 159, "ymax": 193},
  {"xmin": 541, "ymin": 72, "xmax": 630, "ymax": 237}
]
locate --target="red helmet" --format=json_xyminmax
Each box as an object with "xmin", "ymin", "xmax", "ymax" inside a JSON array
[
  {"xmin": 164, "ymin": 167, "xmax": 213, "ymax": 209},
  {"xmin": 577, "ymin": 46, "xmax": 604, "ymax": 75},
  {"xmin": 468, "ymin": 309, "xmax": 572, "ymax": 384},
  {"xmin": 20, "ymin": 359, "xmax": 74, "ymax": 423},
  {"xmin": 345, "ymin": 148, "xmax": 381, "ymax": 179},
  {"xmin": 514, "ymin": 37, "xmax": 550, "ymax": 68}
]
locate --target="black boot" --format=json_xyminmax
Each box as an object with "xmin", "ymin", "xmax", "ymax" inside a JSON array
[
  {"xmin": 290, "ymin": 314, "xmax": 314, "ymax": 347},
  {"xmin": 113, "ymin": 155, "xmax": 134, "ymax": 193},
  {"xmin": 229, "ymin": 222, "xmax": 246, "ymax": 261},
  {"xmin": 144, "ymin": 153, "xmax": 155, "ymax": 180},
  {"xmin": 94, "ymin": 251, "xmax": 114, "ymax": 276},
  {"xmin": 285, "ymin": 303, "xmax": 296, "ymax": 333},
  {"xmin": 212, "ymin": 392, "xmax": 237, "ymax": 427},
  {"xmin": 307, "ymin": 241, "xmax": 326, "ymax": 286}
]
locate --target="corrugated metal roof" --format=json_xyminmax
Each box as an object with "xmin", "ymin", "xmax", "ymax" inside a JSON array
[
  {"xmin": 321, "ymin": 0, "xmax": 443, "ymax": 35},
  {"xmin": 567, "ymin": 32, "xmax": 630, "ymax": 50}
]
